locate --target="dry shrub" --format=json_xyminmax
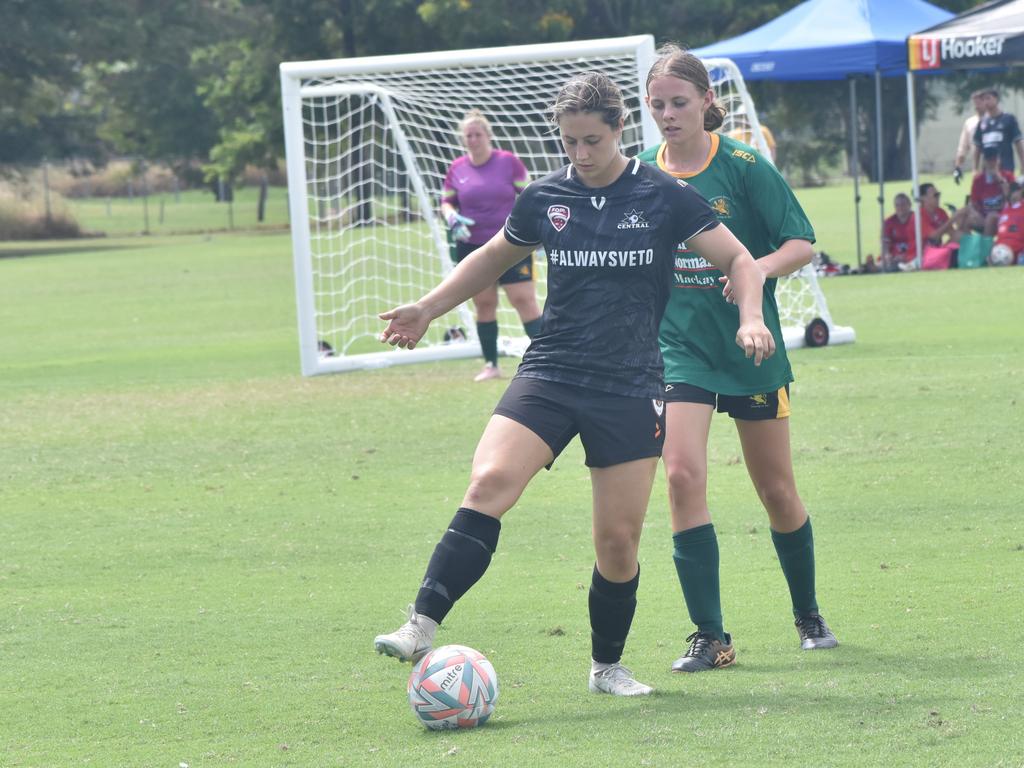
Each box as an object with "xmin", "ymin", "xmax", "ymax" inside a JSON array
[
  {"xmin": 0, "ymin": 190, "xmax": 83, "ymax": 240},
  {"xmin": 50, "ymin": 160, "xmax": 183, "ymax": 198}
]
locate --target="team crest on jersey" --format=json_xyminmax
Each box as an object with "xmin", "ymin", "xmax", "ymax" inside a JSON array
[
  {"xmin": 618, "ymin": 209, "xmax": 650, "ymax": 230},
  {"xmin": 709, "ymin": 196, "xmax": 733, "ymax": 219},
  {"xmin": 547, "ymin": 204, "xmax": 571, "ymax": 232}
]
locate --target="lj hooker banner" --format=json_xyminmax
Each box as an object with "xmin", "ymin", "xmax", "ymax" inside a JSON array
[{"xmin": 909, "ymin": 0, "xmax": 1024, "ymax": 71}]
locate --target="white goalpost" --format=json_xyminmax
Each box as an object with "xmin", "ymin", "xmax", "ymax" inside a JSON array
[{"xmin": 280, "ymin": 37, "xmax": 852, "ymax": 376}]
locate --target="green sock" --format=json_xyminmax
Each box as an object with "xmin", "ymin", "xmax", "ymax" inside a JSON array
[
  {"xmin": 476, "ymin": 320, "xmax": 499, "ymax": 365},
  {"xmin": 671, "ymin": 523, "xmax": 725, "ymax": 642},
  {"xmin": 771, "ymin": 517, "xmax": 819, "ymax": 617},
  {"xmin": 522, "ymin": 316, "xmax": 543, "ymax": 338}
]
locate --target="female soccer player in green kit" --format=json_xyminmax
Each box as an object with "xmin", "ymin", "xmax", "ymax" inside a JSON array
[{"xmin": 639, "ymin": 45, "xmax": 837, "ymax": 673}]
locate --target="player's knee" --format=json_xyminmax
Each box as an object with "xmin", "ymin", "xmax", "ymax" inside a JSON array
[
  {"xmin": 593, "ymin": 524, "xmax": 641, "ymax": 569},
  {"xmin": 754, "ymin": 478, "xmax": 800, "ymax": 515},
  {"xmin": 464, "ymin": 463, "xmax": 522, "ymax": 511},
  {"xmin": 664, "ymin": 458, "xmax": 707, "ymax": 502}
]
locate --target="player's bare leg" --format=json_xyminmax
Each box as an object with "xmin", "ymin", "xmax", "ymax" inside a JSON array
[
  {"xmin": 663, "ymin": 402, "xmax": 735, "ymax": 672},
  {"xmin": 736, "ymin": 417, "xmax": 837, "ymax": 650},
  {"xmin": 586, "ymin": 458, "xmax": 657, "ymax": 696},
  {"xmin": 374, "ymin": 416, "xmax": 553, "ymax": 661}
]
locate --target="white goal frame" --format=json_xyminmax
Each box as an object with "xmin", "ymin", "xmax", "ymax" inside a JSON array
[{"xmin": 281, "ymin": 40, "xmax": 852, "ymax": 376}]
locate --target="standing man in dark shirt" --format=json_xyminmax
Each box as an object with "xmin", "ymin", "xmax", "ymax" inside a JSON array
[
  {"xmin": 373, "ymin": 71, "xmax": 773, "ymax": 698},
  {"xmin": 974, "ymin": 88, "xmax": 1024, "ymax": 174}
]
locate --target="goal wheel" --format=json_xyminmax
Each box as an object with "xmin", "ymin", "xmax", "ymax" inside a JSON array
[{"xmin": 804, "ymin": 318, "xmax": 830, "ymax": 348}]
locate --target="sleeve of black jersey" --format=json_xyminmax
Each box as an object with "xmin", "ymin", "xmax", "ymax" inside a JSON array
[
  {"xmin": 670, "ymin": 179, "xmax": 720, "ymax": 244},
  {"xmin": 504, "ymin": 182, "xmax": 543, "ymax": 247}
]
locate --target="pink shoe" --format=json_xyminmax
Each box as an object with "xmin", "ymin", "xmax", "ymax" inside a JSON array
[{"xmin": 473, "ymin": 363, "xmax": 501, "ymax": 382}]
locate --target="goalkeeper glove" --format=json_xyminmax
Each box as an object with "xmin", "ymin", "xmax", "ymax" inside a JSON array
[
  {"xmin": 446, "ymin": 211, "xmax": 475, "ymax": 241},
  {"xmin": 953, "ymin": 166, "xmax": 963, "ymax": 185}
]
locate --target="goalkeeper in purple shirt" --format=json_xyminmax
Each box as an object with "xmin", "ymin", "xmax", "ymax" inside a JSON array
[{"xmin": 441, "ymin": 110, "xmax": 543, "ymax": 381}]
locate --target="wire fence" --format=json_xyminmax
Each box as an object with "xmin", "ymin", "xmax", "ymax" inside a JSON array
[{"xmin": 1, "ymin": 159, "xmax": 291, "ymax": 239}]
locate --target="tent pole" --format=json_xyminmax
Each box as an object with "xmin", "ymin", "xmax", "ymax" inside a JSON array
[
  {"xmin": 850, "ymin": 77, "xmax": 862, "ymax": 269},
  {"xmin": 875, "ymin": 69, "xmax": 885, "ymax": 253},
  {"xmin": 907, "ymin": 71, "xmax": 923, "ymax": 267}
]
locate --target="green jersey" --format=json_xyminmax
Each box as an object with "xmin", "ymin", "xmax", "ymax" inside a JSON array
[{"xmin": 638, "ymin": 134, "xmax": 815, "ymax": 395}]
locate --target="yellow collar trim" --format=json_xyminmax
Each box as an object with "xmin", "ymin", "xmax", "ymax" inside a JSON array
[{"xmin": 656, "ymin": 132, "xmax": 719, "ymax": 178}]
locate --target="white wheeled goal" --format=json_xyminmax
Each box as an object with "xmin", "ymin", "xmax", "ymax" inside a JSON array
[{"xmin": 280, "ymin": 38, "xmax": 852, "ymax": 375}]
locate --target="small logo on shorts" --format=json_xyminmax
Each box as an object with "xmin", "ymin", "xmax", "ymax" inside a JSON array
[
  {"xmin": 750, "ymin": 393, "xmax": 769, "ymax": 407},
  {"xmin": 547, "ymin": 204, "xmax": 570, "ymax": 232},
  {"xmin": 652, "ymin": 399, "xmax": 664, "ymax": 417}
]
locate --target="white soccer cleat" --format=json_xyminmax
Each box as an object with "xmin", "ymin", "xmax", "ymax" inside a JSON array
[
  {"xmin": 588, "ymin": 662, "xmax": 654, "ymax": 697},
  {"xmin": 374, "ymin": 605, "xmax": 437, "ymax": 663}
]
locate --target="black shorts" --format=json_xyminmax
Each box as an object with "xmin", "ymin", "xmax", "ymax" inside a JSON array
[
  {"xmin": 663, "ymin": 382, "xmax": 791, "ymax": 420},
  {"xmin": 493, "ymin": 377, "xmax": 666, "ymax": 468},
  {"xmin": 455, "ymin": 241, "xmax": 534, "ymax": 285}
]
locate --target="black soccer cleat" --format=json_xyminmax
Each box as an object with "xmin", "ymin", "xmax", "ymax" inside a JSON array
[
  {"xmin": 795, "ymin": 612, "xmax": 838, "ymax": 650},
  {"xmin": 671, "ymin": 631, "xmax": 736, "ymax": 673}
]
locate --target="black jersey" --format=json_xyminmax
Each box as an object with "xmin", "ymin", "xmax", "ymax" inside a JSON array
[
  {"xmin": 504, "ymin": 158, "xmax": 719, "ymax": 398},
  {"xmin": 975, "ymin": 112, "xmax": 1023, "ymax": 172}
]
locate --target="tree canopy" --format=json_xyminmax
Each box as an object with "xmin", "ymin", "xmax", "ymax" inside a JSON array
[{"xmin": 2, "ymin": 0, "xmax": 993, "ymax": 181}]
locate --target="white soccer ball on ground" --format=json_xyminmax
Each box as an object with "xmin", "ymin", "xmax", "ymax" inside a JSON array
[
  {"xmin": 408, "ymin": 644, "xmax": 498, "ymax": 730},
  {"xmin": 989, "ymin": 242, "xmax": 1016, "ymax": 266}
]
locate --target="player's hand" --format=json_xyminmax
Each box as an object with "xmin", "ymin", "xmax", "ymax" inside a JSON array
[
  {"xmin": 953, "ymin": 166, "xmax": 963, "ymax": 185},
  {"xmin": 718, "ymin": 262, "xmax": 767, "ymax": 305},
  {"xmin": 735, "ymin": 320, "xmax": 775, "ymax": 367},
  {"xmin": 447, "ymin": 212, "xmax": 475, "ymax": 242},
  {"xmin": 379, "ymin": 303, "xmax": 430, "ymax": 349}
]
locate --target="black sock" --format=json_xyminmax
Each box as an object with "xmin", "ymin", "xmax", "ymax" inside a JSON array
[
  {"xmin": 477, "ymin": 320, "xmax": 499, "ymax": 365},
  {"xmin": 588, "ymin": 565, "xmax": 639, "ymax": 664},
  {"xmin": 415, "ymin": 508, "xmax": 501, "ymax": 624},
  {"xmin": 522, "ymin": 316, "xmax": 543, "ymax": 338}
]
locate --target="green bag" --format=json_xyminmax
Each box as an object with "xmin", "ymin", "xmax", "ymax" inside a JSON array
[{"xmin": 957, "ymin": 233, "xmax": 992, "ymax": 269}]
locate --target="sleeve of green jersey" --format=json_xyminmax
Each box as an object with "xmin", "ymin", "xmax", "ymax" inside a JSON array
[{"xmin": 746, "ymin": 158, "xmax": 816, "ymax": 248}]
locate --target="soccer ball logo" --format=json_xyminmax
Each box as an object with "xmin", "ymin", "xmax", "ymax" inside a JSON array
[{"xmin": 408, "ymin": 645, "xmax": 498, "ymax": 730}]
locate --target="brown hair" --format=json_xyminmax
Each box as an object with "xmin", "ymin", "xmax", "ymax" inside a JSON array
[
  {"xmin": 549, "ymin": 71, "xmax": 625, "ymax": 130},
  {"xmin": 645, "ymin": 43, "xmax": 726, "ymax": 132}
]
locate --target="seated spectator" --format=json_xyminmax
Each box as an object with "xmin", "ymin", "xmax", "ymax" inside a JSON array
[
  {"xmin": 956, "ymin": 146, "xmax": 1015, "ymax": 235},
  {"xmin": 994, "ymin": 181, "xmax": 1024, "ymax": 265},
  {"xmin": 918, "ymin": 183, "xmax": 957, "ymax": 245},
  {"xmin": 881, "ymin": 193, "xmax": 915, "ymax": 272}
]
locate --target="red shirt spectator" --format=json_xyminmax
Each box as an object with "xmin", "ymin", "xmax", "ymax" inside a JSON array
[
  {"xmin": 920, "ymin": 205, "xmax": 950, "ymax": 243},
  {"xmin": 882, "ymin": 193, "xmax": 919, "ymax": 271},
  {"xmin": 996, "ymin": 200, "xmax": 1024, "ymax": 253},
  {"xmin": 971, "ymin": 169, "xmax": 1015, "ymax": 213}
]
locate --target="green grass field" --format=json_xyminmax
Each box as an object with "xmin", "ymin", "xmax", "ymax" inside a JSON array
[
  {"xmin": 65, "ymin": 186, "xmax": 292, "ymax": 238},
  {"xmin": 2, "ymin": 200, "xmax": 1023, "ymax": 766}
]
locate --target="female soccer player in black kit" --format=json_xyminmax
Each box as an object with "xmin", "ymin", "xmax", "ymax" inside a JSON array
[{"xmin": 374, "ymin": 72, "xmax": 774, "ymax": 696}]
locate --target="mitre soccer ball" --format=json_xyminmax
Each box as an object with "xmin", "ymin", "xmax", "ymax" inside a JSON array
[
  {"xmin": 990, "ymin": 243, "xmax": 1016, "ymax": 266},
  {"xmin": 408, "ymin": 645, "xmax": 498, "ymax": 730}
]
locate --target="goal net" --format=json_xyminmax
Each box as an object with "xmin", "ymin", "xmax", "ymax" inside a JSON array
[{"xmin": 281, "ymin": 39, "xmax": 852, "ymax": 375}]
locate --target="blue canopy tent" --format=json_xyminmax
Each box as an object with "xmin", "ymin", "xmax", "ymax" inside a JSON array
[{"xmin": 693, "ymin": 0, "xmax": 954, "ymax": 266}]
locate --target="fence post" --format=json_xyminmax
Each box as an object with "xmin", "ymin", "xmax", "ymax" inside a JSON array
[
  {"xmin": 141, "ymin": 160, "xmax": 150, "ymax": 234},
  {"xmin": 42, "ymin": 158, "xmax": 52, "ymax": 224}
]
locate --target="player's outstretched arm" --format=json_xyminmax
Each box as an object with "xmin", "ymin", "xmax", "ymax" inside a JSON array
[
  {"xmin": 688, "ymin": 224, "xmax": 775, "ymax": 366},
  {"xmin": 379, "ymin": 232, "xmax": 534, "ymax": 349}
]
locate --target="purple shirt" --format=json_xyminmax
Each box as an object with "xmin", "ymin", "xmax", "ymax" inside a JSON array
[{"xmin": 442, "ymin": 150, "xmax": 528, "ymax": 244}]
